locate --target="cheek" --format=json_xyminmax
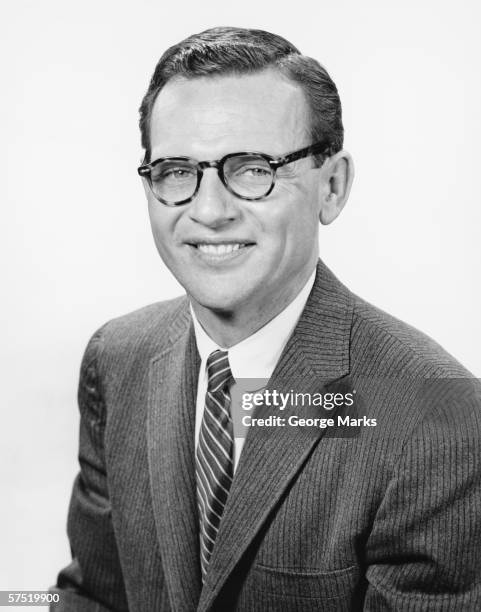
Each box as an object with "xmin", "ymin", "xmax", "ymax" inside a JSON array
[
  {"xmin": 148, "ymin": 215, "xmax": 168, "ymax": 252},
  {"xmin": 254, "ymin": 191, "xmax": 319, "ymax": 253},
  {"xmin": 148, "ymin": 200, "xmax": 182, "ymax": 248}
]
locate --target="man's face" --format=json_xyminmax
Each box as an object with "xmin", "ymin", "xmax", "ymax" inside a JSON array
[{"xmin": 146, "ymin": 70, "xmax": 325, "ymax": 316}]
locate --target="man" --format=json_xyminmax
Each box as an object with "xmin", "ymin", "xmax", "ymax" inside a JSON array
[{"xmin": 52, "ymin": 27, "xmax": 481, "ymax": 611}]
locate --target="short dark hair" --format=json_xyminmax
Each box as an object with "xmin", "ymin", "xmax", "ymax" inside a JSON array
[{"xmin": 139, "ymin": 27, "xmax": 343, "ymax": 161}]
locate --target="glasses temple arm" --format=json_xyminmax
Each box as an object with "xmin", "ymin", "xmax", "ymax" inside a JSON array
[{"xmin": 271, "ymin": 141, "xmax": 331, "ymax": 168}]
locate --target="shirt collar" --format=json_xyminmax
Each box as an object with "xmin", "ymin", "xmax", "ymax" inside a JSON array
[{"xmin": 190, "ymin": 267, "xmax": 316, "ymax": 380}]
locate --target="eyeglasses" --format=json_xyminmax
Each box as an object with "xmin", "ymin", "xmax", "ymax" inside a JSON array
[{"xmin": 137, "ymin": 141, "xmax": 330, "ymax": 206}]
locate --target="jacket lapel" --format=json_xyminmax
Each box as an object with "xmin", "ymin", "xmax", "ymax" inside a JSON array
[
  {"xmin": 198, "ymin": 260, "xmax": 354, "ymax": 611},
  {"xmin": 147, "ymin": 308, "xmax": 202, "ymax": 611}
]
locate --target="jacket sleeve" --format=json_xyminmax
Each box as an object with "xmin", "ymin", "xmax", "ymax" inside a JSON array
[
  {"xmin": 363, "ymin": 381, "xmax": 481, "ymax": 611},
  {"xmin": 50, "ymin": 328, "xmax": 129, "ymax": 611}
]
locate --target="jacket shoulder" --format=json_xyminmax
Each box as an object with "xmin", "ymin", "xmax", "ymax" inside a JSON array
[
  {"xmin": 86, "ymin": 295, "xmax": 191, "ymax": 370},
  {"xmin": 349, "ymin": 294, "xmax": 472, "ymax": 377}
]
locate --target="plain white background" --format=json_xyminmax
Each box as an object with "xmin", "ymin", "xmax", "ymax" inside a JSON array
[{"xmin": 1, "ymin": 0, "xmax": 480, "ymax": 596}]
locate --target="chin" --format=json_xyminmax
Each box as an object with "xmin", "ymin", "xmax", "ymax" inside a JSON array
[
  {"xmin": 194, "ymin": 296, "xmax": 238, "ymax": 314},
  {"xmin": 189, "ymin": 286, "xmax": 248, "ymax": 314}
]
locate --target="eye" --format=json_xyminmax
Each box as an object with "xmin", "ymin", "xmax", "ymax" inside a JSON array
[
  {"xmin": 163, "ymin": 168, "xmax": 195, "ymax": 179},
  {"xmin": 152, "ymin": 164, "xmax": 197, "ymax": 183},
  {"xmin": 228, "ymin": 160, "xmax": 272, "ymax": 181},
  {"xmin": 241, "ymin": 165, "xmax": 271, "ymax": 177}
]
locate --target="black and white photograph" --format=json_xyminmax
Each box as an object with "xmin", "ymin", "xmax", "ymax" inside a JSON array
[{"xmin": 2, "ymin": 1, "xmax": 481, "ymax": 610}]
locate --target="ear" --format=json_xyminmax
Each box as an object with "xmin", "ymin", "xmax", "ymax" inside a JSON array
[
  {"xmin": 141, "ymin": 178, "xmax": 150, "ymax": 200},
  {"xmin": 318, "ymin": 150, "xmax": 354, "ymax": 225},
  {"xmin": 139, "ymin": 153, "xmax": 151, "ymax": 199}
]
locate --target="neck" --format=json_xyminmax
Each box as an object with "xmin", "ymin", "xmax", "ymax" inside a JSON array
[{"xmin": 190, "ymin": 264, "xmax": 316, "ymax": 348}]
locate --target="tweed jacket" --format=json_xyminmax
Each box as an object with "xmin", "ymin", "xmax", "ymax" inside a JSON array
[{"xmin": 52, "ymin": 260, "xmax": 481, "ymax": 611}]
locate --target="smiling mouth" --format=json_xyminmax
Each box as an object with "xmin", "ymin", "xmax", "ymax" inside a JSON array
[{"xmin": 187, "ymin": 242, "xmax": 255, "ymax": 259}]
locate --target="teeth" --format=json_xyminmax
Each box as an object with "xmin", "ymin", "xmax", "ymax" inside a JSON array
[{"xmin": 197, "ymin": 243, "xmax": 245, "ymax": 255}]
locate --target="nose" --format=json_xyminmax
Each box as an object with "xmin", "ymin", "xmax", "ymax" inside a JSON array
[{"xmin": 188, "ymin": 167, "xmax": 240, "ymax": 228}]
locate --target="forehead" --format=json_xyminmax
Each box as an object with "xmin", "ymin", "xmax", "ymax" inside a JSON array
[{"xmin": 149, "ymin": 70, "xmax": 310, "ymax": 158}]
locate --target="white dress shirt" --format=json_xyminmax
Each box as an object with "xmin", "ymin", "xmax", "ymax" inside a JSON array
[{"xmin": 191, "ymin": 267, "xmax": 316, "ymax": 473}]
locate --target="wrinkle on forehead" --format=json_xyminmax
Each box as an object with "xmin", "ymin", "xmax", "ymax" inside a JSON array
[{"xmin": 149, "ymin": 69, "xmax": 311, "ymax": 159}]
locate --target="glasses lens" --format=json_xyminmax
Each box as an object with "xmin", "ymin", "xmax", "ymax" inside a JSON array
[
  {"xmin": 224, "ymin": 155, "xmax": 274, "ymax": 199},
  {"xmin": 150, "ymin": 160, "xmax": 198, "ymax": 204}
]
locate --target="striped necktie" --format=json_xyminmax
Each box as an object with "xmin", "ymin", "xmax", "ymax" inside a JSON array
[{"xmin": 196, "ymin": 349, "xmax": 234, "ymax": 581}]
